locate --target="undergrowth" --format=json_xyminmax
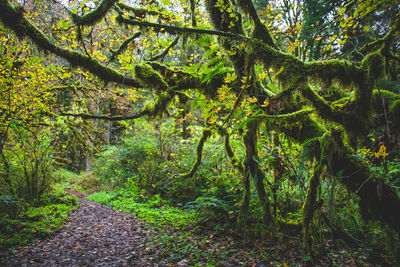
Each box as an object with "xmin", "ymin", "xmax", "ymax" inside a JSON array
[
  {"xmin": 87, "ymin": 190, "xmax": 197, "ymax": 229},
  {"xmin": 0, "ymin": 190, "xmax": 79, "ymax": 259}
]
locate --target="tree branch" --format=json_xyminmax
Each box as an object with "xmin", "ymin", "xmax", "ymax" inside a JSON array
[
  {"xmin": 116, "ymin": 15, "xmax": 244, "ymax": 39},
  {"xmin": 148, "ymin": 36, "xmax": 180, "ymax": 62},
  {"xmin": 182, "ymin": 129, "xmax": 211, "ymax": 178},
  {"xmin": 108, "ymin": 31, "xmax": 142, "ymax": 64},
  {"xmin": 0, "ymin": 0, "xmax": 141, "ymax": 87},
  {"xmin": 72, "ymin": 0, "xmax": 117, "ymax": 26},
  {"xmin": 59, "ymin": 111, "xmax": 146, "ymax": 121}
]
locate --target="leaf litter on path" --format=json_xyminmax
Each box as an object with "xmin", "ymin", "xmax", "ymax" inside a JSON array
[{"xmin": 4, "ymin": 197, "xmax": 152, "ymax": 266}]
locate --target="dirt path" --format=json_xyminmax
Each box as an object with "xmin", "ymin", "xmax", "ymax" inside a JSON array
[{"xmin": 4, "ymin": 197, "xmax": 151, "ymax": 266}]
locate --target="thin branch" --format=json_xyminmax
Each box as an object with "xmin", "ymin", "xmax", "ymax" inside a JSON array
[
  {"xmin": 148, "ymin": 36, "xmax": 179, "ymax": 62},
  {"xmin": 59, "ymin": 111, "xmax": 146, "ymax": 121},
  {"xmin": 108, "ymin": 31, "xmax": 142, "ymax": 64},
  {"xmin": 116, "ymin": 15, "xmax": 245, "ymax": 39}
]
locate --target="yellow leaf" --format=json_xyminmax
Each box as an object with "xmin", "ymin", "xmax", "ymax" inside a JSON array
[
  {"xmin": 261, "ymin": 99, "xmax": 269, "ymax": 107},
  {"xmin": 248, "ymin": 97, "xmax": 258, "ymax": 103}
]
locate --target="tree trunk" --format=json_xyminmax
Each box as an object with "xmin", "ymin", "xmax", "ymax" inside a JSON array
[{"xmin": 244, "ymin": 120, "xmax": 273, "ymax": 225}]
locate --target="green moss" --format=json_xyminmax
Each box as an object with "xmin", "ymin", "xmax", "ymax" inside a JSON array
[
  {"xmin": 143, "ymin": 92, "xmax": 172, "ymax": 118},
  {"xmin": 306, "ymin": 59, "xmax": 363, "ymax": 90},
  {"xmin": 72, "ymin": 0, "xmax": 116, "ymax": 26},
  {"xmin": 362, "ymin": 50, "xmax": 384, "ymax": 83},
  {"xmin": 134, "ymin": 63, "xmax": 169, "ymax": 90},
  {"xmin": 300, "ymin": 84, "xmax": 344, "ymax": 124},
  {"xmin": 318, "ymin": 85, "xmax": 348, "ymax": 102},
  {"xmin": 146, "ymin": 61, "xmax": 202, "ymax": 90},
  {"xmin": 251, "ymin": 22, "xmax": 276, "ymax": 48}
]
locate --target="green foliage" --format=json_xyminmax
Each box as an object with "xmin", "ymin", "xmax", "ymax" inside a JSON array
[
  {"xmin": 87, "ymin": 190, "xmax": 197, "ymax": 229},
  {"xmin": 52, "ymin": 168, "xmax": 101, "ymax": 193},
  {"xmin": 0, "ymin": 195, "xmax": 21, "ymax": 218},
  {"xmin": 0, "ymin": 190, "xmax": 78, "ymax": 253}
]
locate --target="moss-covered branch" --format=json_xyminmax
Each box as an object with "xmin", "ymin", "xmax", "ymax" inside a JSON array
[
  {"xmin": 116, "ymin": 2, "xmax": 173, "ymax": 20},
  {"xmin": 300, "ymin": 84, "xmax": 344, "ymax": 124},
  {"xmin": 238, "ymin": 0, "xmax": 276, "ymax": 48},
  {"xmin": 59, "ymin": 112, "xmax": 145, "ymax": 121},
  {"xmin": 182, "ymin": 129, "xmax": 212, "ymax": 178},
  {"xmin": 145, "ymin": 61, "xmax": 202, "ymax": 90},
  {"xmin": 72, "ymin": 0, "xmax": 117, "ymax": 26},
  {"xmin": 0, "ymin": 0, "xmax": 141, "ymax": 87},
  {"xmin": 252, "ymin": 108, "xmax": 314, "ymax": 123},
  {"xmin": 134, "ymin": 63, "xmax": 169, "ymax": 90}
]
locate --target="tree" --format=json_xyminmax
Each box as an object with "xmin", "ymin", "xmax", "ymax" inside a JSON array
[{"xmin": 0, "ymin": 0, "xmax": 399, "ymax": 262}]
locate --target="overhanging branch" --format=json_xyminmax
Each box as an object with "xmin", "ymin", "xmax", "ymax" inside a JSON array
[
  {"xmin": 72, "ymin": 0, "xmax": 117, "ymax": 26},
  {"xmin": 0, "ymin": 0, "xmax": 141, "ymax": 88}
]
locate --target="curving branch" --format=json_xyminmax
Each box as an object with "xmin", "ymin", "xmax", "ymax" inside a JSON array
[
  {"xmin": 239, "ymin": 0, "xmax": 277, "ymax": 48},
  {"xmin": 299, "ymin": 83, "xmax": 344, "ymax": 124},
  {"xmin": 0, "ymin": 0, "xmax": 141, "ymax": 87},
  {"xmin": 72, "ymin": 0, "xmax": 117, "ymax": 26},
  {"xmin": 182, "ymin": 129, "xmax": 212, "ymax": 178}
]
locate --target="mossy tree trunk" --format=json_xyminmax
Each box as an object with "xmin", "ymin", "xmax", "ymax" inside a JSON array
[{"xmin": 244, "ymin": 120, "xmax": 273, "ymax": 226}]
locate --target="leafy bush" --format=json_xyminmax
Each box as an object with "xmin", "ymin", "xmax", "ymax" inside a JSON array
[
  {"xmin": 0, "ymin": 195, "xmax": 21, "ymax": 218},
  {"xmin": 52, "ymin": 168, "xmax": 101, "ymax": 193}
]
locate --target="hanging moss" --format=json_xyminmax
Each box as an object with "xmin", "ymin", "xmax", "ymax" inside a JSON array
[
  {"xmin": 302, "ymin": 164, "xmax": 322, "ymax": 264},
  {"xmin": 134, "ymin": 63, "xmax": 169, "ymax": 90},
  {"xmin": 306, "ymin": 59, "xmax": 364, "ymax": 90},
  {"xmin": 143, "ymin": 91, "xmax": 172, "ymax": 118}
]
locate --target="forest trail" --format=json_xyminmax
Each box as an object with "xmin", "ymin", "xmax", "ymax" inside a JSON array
[{"xmin": 4, "ymin": 193, "xmax": 151, "ymax": 266}]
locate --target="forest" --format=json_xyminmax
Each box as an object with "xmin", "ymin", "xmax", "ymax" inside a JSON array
[{"xmin": 0, "ymin": 0, "xmax": 399, "ymax": 265}]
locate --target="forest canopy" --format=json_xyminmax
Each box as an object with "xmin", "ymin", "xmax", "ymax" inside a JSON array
[{"xmin": 0, "ymin": 0, "xmax": 400, "ymax": 264}]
